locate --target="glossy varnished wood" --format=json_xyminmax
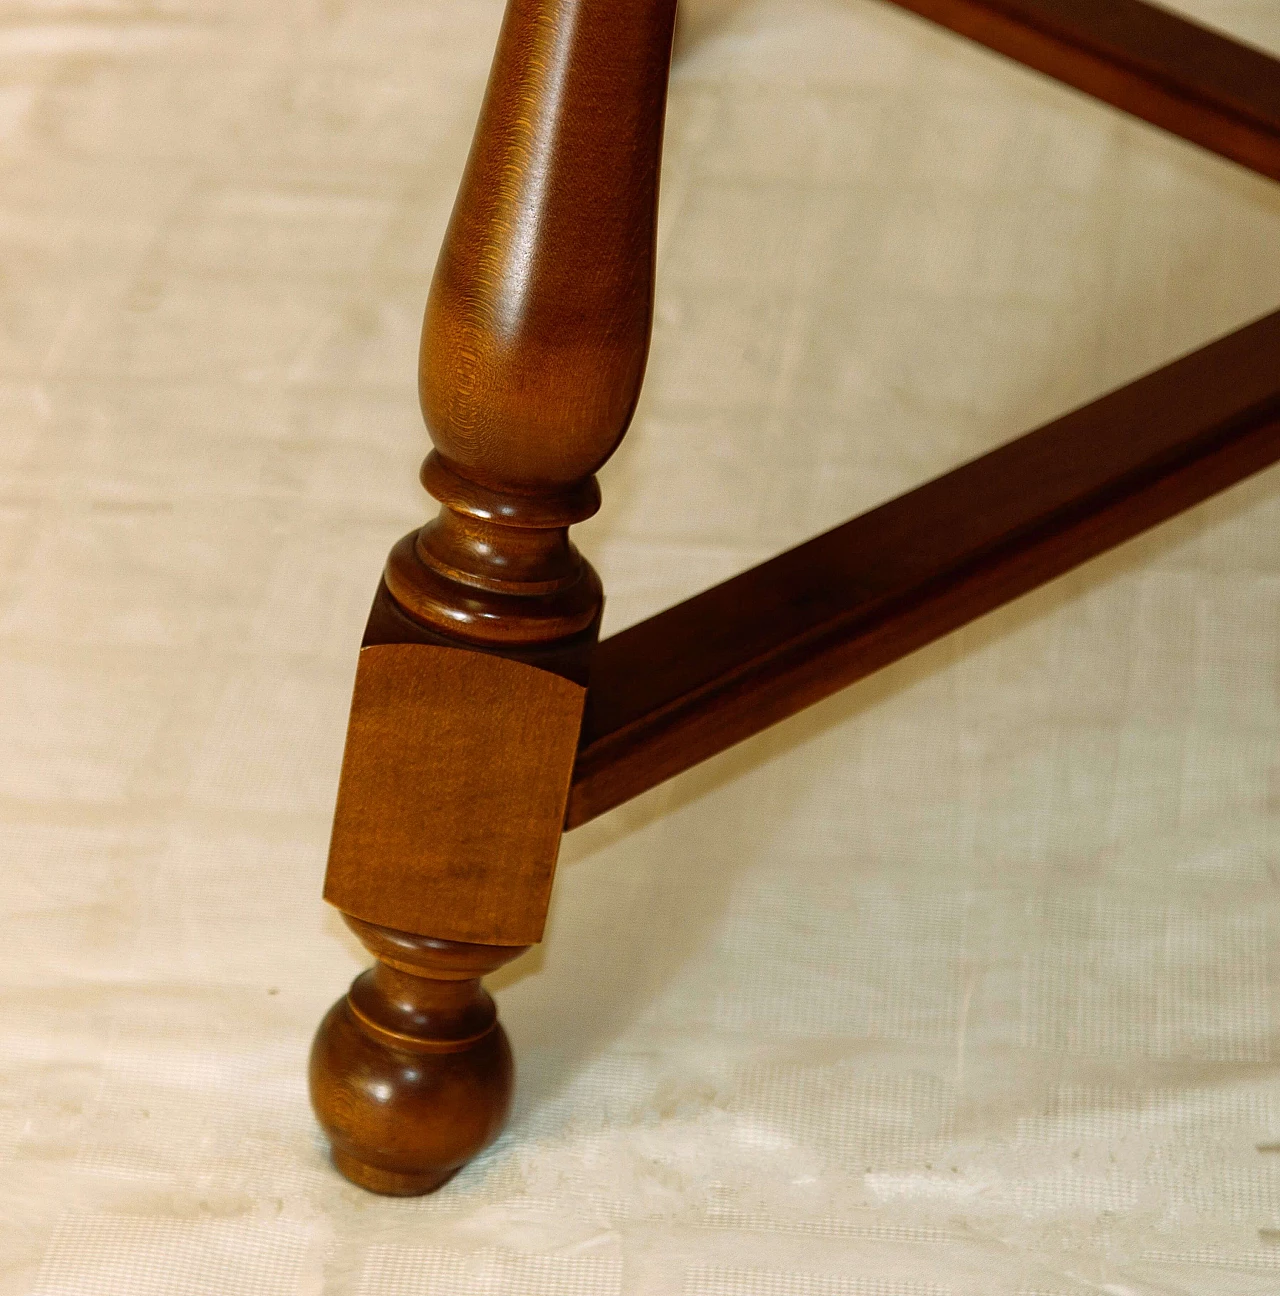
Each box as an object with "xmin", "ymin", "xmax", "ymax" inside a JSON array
[
  {"xmin": 567, "ymin": 309, "xmax": 1280, "ymax": 828},
  {"xmin": 883, "ymin": 0, "xmax": 1280, "ymax": 182},
  {"xmin": 310, "ymin": 917, "xmax": 525, "ymax": 1196},
  {"xmin": 312, "ymin": 0, "xmax": 1280, "ymax": 1199},
  {"xmin": 312, "ymin": 0, "xmax": 678, "ymax": 1195},
  {"xmin": 399, "ymin": 0, "xmax": 680, "ymax": 646},
  {"xmin": 421, "ymin": 0, "xmax": 675, "ymax": 498}
]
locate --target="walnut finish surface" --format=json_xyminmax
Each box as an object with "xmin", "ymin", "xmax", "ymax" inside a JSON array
[
  {"xmin": 420, "ymin": 0, "xmax": 676, "ymax": 494},
  {"xmin": 312, "ymin": 0, "xmax": 678, "ymax": 1196},
  {"xmin": 568, "ymin": 308, "xmax": 1280, "ymax": 826},
  {"xmin": 309, "ymin": 917, "xmax": 526, "ymax": 1196},
  {"xmin": 8, "ymin": 0, "xmax": 1280, "ymax": 1275},
  {"xmin": 324, "ymin": 643, "xmax": 585, "ymax": 946},
  {"xmin": 885, "ymin": 0, "xmax": 1280, "ymax": 181}
]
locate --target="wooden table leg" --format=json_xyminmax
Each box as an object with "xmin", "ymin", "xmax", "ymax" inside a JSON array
[
  {"xmin": 310, "ymin": 918, "xmax": 526, "ymax": 1196},
  {"xmin": 309, "ymin": 0, "xmax": 679, "ymax": 1194}
]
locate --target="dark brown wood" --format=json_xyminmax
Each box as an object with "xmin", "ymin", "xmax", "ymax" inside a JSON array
[
  {"xmin": 882, "ymin": 0, "xmax": 1280, "ymax": 183},
  {"xmin": 395, "ymin": 0, "xmax": 681, "ymax": 651},
  {"xmin": 312, "ymin": 0, "xmax": 1280, "ymax": 1199},
  {"xmin": 309, "ymin": 917, "xmax": 526, "ymax": 1196},
  {"xmin": 568, "ymin": 308, "xmax": 1280, "ymax": 829},
  {"xmin": 312, "ymin": 0, "xmax": 679, "ymax": 1195}
]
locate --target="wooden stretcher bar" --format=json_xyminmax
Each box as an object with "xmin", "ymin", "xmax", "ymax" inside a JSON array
[
  {"xmin": 569, "ymin": 309, "xmax": 1280, "ymax": 827},
  {"xmin": 882, "ymin": 0, "xmax": 1280, "ymax": 182}
]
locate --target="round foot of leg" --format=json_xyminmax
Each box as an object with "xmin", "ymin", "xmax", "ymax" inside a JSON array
[{"xmin": 309, "ymin": 918, "xmax": 526, "ymax": 1196}]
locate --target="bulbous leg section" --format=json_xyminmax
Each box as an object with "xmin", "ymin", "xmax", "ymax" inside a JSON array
[
  {"xmin": 309, "ymin": 916, "xmax": 526, "ymax": 1196},
  {"xmin": 309, "ymin": 996, "xmax": 514, "ymax": 1195}
]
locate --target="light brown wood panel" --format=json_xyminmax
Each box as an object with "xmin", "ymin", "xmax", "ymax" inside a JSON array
[{"xmin": 325, "ymin": 643, "xmax": 586, "ymax": 946}]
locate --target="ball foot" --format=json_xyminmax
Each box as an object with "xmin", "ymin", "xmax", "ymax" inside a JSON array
[{"xmin": 310, "ymin": 916, "xmax": 526, "ymax": 1196}]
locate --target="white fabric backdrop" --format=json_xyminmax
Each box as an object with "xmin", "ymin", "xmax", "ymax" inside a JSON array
[{"xmin": 2, "ymin": 1, "xmax": 1279, "ymax": 1292}]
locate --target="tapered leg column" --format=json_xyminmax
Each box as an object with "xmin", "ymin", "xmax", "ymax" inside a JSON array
[{"xmin": 310, "ymin": 0, "xmax": 678, "ymax": 1194}]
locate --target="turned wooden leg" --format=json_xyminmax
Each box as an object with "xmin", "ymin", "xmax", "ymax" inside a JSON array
[
  {"xmin": 310, "ymin": 0, "xmax": 678, "ymax": 1194},
  {"xmin": 310, "ymin": 918, "xmax": 525, "ymax": 1195}
]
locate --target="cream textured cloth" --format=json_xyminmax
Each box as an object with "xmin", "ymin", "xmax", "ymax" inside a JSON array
[{"xmin": 2, "ymin": 1, "xmax": 1280, "ymax": 1293}]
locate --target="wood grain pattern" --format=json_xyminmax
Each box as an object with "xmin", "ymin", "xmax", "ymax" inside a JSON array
[
  {"xmin": 313, "ymin": 0, "xmax": 1280, "ymax": 1196},
  {"xmin": 325, "ymin": 644, "xmax": 586, "ymax": 946},
  {"xmin": 421, "ymin": 0, "xmax": 676, "ymax": 496},
  {"xmin": 568, "ymin": 308, "xmax": 1280, "ymax": 828},
  {"xmin": 882, "ymin": 0, "xmax": 1280, "ymax": 182},
  {"xmin": 323, "ymin": 0, "xmax": 678, "ymax": 952},
  {"xmin": 313, "ymin": 0, "xmax": 678, "ymax": 1195},
  {"xmin": 401, "ymin": 0, "xmax": 680, "ymax": 646},
  {"xmin": 309, "ymin": 916, "xmax": 526, "ymax": 1196}
]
